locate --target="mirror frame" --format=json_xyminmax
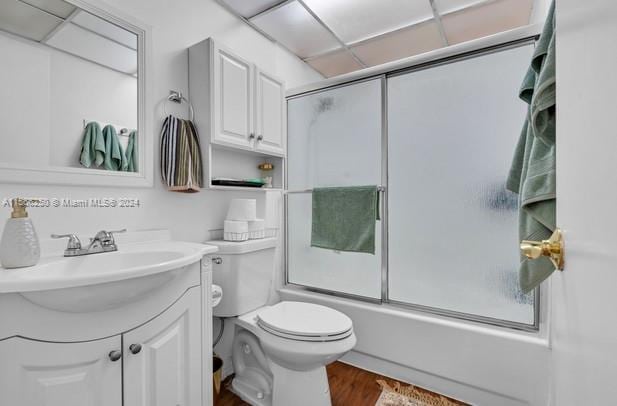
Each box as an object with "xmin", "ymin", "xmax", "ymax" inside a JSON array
[{"xmin": 0, "ymin": 0, "xmax": 153, "ymax": 188}]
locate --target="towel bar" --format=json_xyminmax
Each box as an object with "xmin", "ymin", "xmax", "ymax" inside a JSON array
[
  {"xmin": 285, "ymin": 186, "xmax": 386, "ymax": 194},
  {"xmin": 163, "ymin": 90, "xmax": 194, "ymax": 121}
]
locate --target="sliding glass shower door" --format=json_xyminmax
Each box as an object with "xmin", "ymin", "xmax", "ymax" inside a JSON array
[
  {"xmin": 387, "ymin": 44, "xmax": 536, "ymax": 326},
  {"xmin": 286, "ymin": 78, "xmax": 383, "ymax": 299},
  {"xmin": 286, "ymin": 42, "xmax": 537, "ymax": 327}
]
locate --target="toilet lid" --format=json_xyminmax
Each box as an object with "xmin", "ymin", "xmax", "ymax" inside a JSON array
[{"xmin": 256, "ymin": 302, "xmax": 353, "ymax": 342}]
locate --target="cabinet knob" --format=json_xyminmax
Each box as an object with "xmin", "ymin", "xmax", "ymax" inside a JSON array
[
  {"xmin": 129, "ymin": 343, "xmax": 142, "ymax": 354},
  {"xmin": 108, "ymin": 350, "xmax": 122, "ymax": 362},
  {"xmin": 257, "ymin": 135, "xmax": 263, "ymax": 141},
  {"xmin": 249, "ymin": 133, "xmax": 255, "ymax": 140}
]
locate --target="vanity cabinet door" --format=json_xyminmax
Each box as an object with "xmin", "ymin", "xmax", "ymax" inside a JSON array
[
  {"xmin": 254, "ymin": 68, "xmax": 286, "ymax": 156},
  {"xmin": 212, "ymin": 42, "xmax": 255, "ymax": 149},
  {"xmin": 0, "ymin": 335, "xmax": 122, "ymax": 406},
  {"xmin": 123, "ymin": 287, "xmax": 202, "ymax": 406}
]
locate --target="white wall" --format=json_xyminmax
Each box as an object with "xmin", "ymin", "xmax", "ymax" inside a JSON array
[{"xmin": 0, "ymin": 0, "xmax": 320, "ymax": 242}]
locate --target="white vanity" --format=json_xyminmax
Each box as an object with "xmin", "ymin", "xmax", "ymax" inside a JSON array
[{"xmin": 0, "ymin": 232, "xmax": 218, "ymax": 406}]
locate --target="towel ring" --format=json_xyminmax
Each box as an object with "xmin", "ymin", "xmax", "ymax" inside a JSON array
[{"xmin": 163, "ymin": 90, "xmax": 194, "ymax": 121}]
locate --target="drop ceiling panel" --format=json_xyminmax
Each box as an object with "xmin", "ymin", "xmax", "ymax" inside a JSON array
[
  {"xmin": 351, "ymin": 21, "xmax": 444, "ymax": 67},
  {"xmin": 434, "ymin": 0, "xmax": 487, "ymax": 14},
  {"xmin": 250, "ymin": 0, "xmax": 340, "ymax": 58},
  {"xmin": 307, "ymin": 49, "xmax": 364, "ymax": 78},
  {"xmin": 46, "ymin": 23, "xmax": 137, "ymax": 74},
  {"xmin": 22, "ymin": 0, "xmax": 76, "ymax": 19},
  {"xmin": 0, "ymin": 0, "xmax": 62, "ymax": 41},
  {"xmin": 72, "ymin": 10, "xmax": 137, "ymax": 50},
  {"xmin": 442, "ymin": 0, "xmax": 533, "ymax": 45},
  {"xmin": 302, "ymin": 0, "xmax": 435, "ymax": 44},
  {"xmin": 222, "ymin": 0, "xmax": 285, "ymax": 18}
]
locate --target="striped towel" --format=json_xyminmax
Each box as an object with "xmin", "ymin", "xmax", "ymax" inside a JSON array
[{"xmin": 160, "ymin": 115, "xmax": 203, "ymax": 193}]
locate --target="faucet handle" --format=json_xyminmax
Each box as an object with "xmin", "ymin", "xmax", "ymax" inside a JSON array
[
  {"xmin": 93, "ymin": 229, "xmax": 126, "ymax": 246},
  {"xmin": 106, "ymin": 229, "xmax": 126, "ymax": 244},
  {"xmin": 51, "ymin": 234, "xmax": 82, "ymax": 250},
  {"xmin": 108, "ymin": 229, "xmax": 127, "ymax": 235}
]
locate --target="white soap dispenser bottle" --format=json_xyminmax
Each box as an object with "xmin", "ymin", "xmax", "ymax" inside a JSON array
[{"xmin": 0, "ymin": 198, "xmax": 40, "ymax": 269}]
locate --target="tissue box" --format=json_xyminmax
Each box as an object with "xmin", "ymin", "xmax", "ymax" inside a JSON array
[{"xmin": 226, "ymin": 199, "xmax": 257, "ymax": 221}]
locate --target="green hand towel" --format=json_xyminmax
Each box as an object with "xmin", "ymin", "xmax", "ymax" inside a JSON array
[
  {"xmin": 102, "ymin": 125, "xmax": 125, "ymax": 171},
  {"xmin": 311, "ymin": 186, "xmax": 380, "ymax": 255},
  {"xmin": 506, "ymin": 1, "xmax": 556, "ymax": 293},
  {"xmin": 125, "ymin": 130, "xmax": 138, "ymax": 172},
  {"xmin": 80, "ymin": 121, "xmax": 105, "ymax": 168}
]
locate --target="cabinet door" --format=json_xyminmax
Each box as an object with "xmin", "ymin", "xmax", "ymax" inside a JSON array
[
  {"xmin": 255, "ymin": 69, "xmax": 286, "ymax": 156},
  {"xmin": 212, "ymin": 42, "xmax": 254, "ymax": 149},
  {"xmin": 0, "ymin": 335, "xmax": 122, "ymax": 406},
  {"xmin": 123, "ymin": 287, "xmax": 202, "ymax": 406}
]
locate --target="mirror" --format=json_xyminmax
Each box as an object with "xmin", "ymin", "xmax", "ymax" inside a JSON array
[{"xmin": 0, "ymin": 0, "xmax": 151, "ymax": 186}]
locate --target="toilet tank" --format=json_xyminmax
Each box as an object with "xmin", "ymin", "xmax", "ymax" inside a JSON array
[{"xmin": 207, "ymin": 238, "xmax": 277, "ymax": 317}]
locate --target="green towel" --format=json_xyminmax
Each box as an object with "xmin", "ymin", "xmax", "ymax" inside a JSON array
[
  {"xmin": 311, "ymin": 186, "xmax": 380, "ymax": 254},
  {"xmin": 506, "ymin": 1, "xmax": 556, "ymax": 293},
  {"xmin": 125, "ymin": 130, "xmax": 138, "ymax": 172},
  {"xmin": 102, "ymin": 125, "xmax": 127, "ymax": 171},
  {"xmin": 80, "ymin": 121, "xmax": 105, "ymax": 168}
]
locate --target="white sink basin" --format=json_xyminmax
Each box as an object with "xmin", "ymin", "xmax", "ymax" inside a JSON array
[{"xmin": 0, "ymin": 240, "xmax": 218, "ymax": 312}]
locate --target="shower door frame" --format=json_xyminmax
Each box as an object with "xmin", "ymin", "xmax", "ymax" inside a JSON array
[{"xmin": 284, "ymin": 25, "xmax": 543, "ymax": 332}]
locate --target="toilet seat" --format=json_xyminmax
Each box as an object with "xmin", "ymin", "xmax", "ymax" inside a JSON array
[{"xmin": 256, "ymin": 301, "xmax": 353, "ymax": 342}]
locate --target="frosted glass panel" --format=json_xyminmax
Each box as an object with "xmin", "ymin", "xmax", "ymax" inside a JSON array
[
  {"xmin": 306, "ymin": 49, "xmax": 363, "ymax": 78},
  {"xmin": 250, "ymin": 0, "xmax": 340, "ymax": 58},
  {"xmin": 441, "ymin": 0, "xmax": 533, "ymax": 45},
  {"xmin": 387, "ymin": 44, "xmax": 535, "ymax": 324},
  {"xmin": 287, "ymin": 79, "xmax": 382, "ymax": 298},
  {"xmin": 303, "ymin": 0, "xmax": 434, "ymax": 43},
  {"xmin": 350, "ymin": 21, "xmax": 444, "ymax": 67}
]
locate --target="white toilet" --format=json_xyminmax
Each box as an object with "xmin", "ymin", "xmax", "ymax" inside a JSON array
[{"xmin": 208, "ymin": 238, "xmax": 356, "ymax": 406}]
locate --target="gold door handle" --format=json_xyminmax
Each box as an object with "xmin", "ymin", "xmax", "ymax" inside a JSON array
[{"xmin": 520, "ymin": 228, "xmax": 564, "ymax": 271}]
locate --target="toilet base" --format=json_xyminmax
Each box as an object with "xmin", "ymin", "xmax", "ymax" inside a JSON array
[
  {"xmin": 232, "ymin": 377, "xmax": 272, "ymax": 406},
  {"xmin": 233, "ymin": 362, "xmax": 331, "ymax": 406},
  {"xmin": 270, "ymin": 362, "xmax": 331, "ymax": 406}
]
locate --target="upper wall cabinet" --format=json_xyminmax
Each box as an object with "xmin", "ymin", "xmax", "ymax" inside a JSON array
[
  {"xmin": 255, "ymin": 68, "xmax": 286, "ymax": 155},
  {"xmin": 213, "ymin": 44, "xmax": 254, "ymax": 149},
  {"xmin": 189, "ymin": 38, "xmax": 286, "ymax": 157}
]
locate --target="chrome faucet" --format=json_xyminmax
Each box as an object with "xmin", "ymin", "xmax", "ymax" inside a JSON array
[{"xmin": 51, "ymin": 229, "xmax": 126, "ymax": 257}]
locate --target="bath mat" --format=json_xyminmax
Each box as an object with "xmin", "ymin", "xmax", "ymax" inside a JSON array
[{"xmin": 375, "ymin": 380, "xmax": 463, "ymax": 406}]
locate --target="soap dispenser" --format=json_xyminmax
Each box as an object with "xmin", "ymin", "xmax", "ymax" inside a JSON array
[{"xmin": 0, "ymin": 198, "xmax": 40, "ymax": 269}]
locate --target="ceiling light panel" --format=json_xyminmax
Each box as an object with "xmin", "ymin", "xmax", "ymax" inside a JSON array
[
  {"xmin": 302, "ymin": 0, "xmax": 435, "ymax": 44},
  {"xmin": 221, "ymin": 0, "xmax": 285, "ymax": 18},
  {"xmin": 0, "ymin": 0, "xmax": 62, "ymax": 41},
  {"xmin": 306, "ymin": 49, "xmax": 364, "ymax": 78},
  {"xmin": 46, "ymin": 23, "xmax": 137, "ymax": 74},
  {"xmin": 351, "ymin": 20, "xmax": 444, "ymax": 67},
  {"xmin": 250, "ymin": 0, "xmax": 340, "ymax": 59},
  {"xmin": 21, "ymin": 0, "xmax": 76, "ymax": 19},
  {"xmin": 72, "ymin": 10, "xmax": 137, "ymax": 50},
  {"xmin": 441, "ymin": 0, "xmax": 533, "ymax": 45},
  {"xmin": 434, "ymin": 0, "xmax": 487, "ymax": 14}
]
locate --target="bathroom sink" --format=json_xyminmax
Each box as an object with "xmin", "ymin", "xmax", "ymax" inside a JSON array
[{"xmin": 0, "ymin": 240, "xmax": 218, "ymax": 312}]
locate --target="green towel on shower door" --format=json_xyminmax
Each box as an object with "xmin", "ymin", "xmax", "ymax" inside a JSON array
[
  {"xmin": 311, "ymin": 186, "xmax": 380, "ymax": 255},
  {"xmin": 102, "ymin": 125, "xmax": 127, "ymax": 171},
  {"xmin": 506, "ymin": 1, "xmax": 556, "ymax": 293},
  {"xmin": 80, "ymin": 121, "xmax": 105, "ymax": 168}
]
